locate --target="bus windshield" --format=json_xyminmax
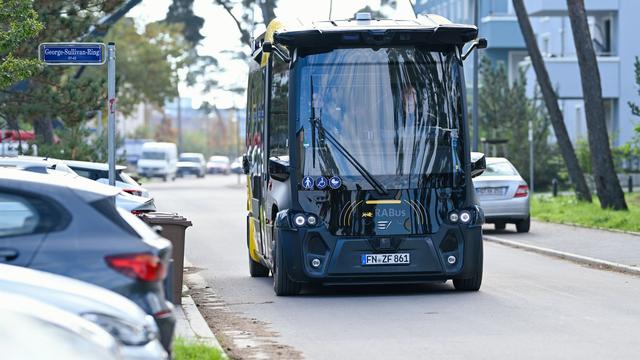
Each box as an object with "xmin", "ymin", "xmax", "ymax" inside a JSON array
[{"xmin": 296, "ymin": 47, "xmax": 465, "ymax": 190}]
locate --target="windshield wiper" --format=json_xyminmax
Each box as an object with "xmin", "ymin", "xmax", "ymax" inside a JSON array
[{"xmin": 310, "ymin": 117, "xmax": 388, "ymax": 195}]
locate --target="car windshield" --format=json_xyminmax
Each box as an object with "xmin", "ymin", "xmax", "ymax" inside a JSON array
[
  {"xmin": 481, "ymin": 161, "xmax": 518, "ymax": 176},
  {"xmin": 141, "ymin": 151, "xmax": 166, "ymax": 160},
  {"xmin": 179, "ymin": 156, "xmax": 200, "ymax": 163},
  {"xmin": 296, "ymin": 47, "xmax": 465, "ymax": 189}
]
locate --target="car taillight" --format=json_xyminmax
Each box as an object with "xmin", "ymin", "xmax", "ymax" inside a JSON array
[
  {"xmin": 123, "ymin": 189, "xmax": 142, "ymax": 197},
  {"xmin": 106, "ymin": 253, "xmax": 166, "ymax": 282},
  {"xmin": 514, "ymin": 185, "xmax": 529, "ymax": 198}
]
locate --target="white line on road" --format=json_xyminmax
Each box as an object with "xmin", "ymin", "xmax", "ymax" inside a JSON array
[{"xmin": 483, "ymin": 235, "xmax": 640, "ymax": 276}]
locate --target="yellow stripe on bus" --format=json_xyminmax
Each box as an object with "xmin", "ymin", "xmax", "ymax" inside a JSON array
[{"xmin": 365, "ymin": 200, "xmax": 402, "ymax": 205}]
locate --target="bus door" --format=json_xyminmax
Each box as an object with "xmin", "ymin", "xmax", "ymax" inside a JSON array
[{"xmin": 248, "ymin": 69, "xmax": 266, "ymax": 259}]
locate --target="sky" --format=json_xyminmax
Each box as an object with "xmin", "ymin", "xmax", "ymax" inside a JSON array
[{"xmin": 128, "ymin": 0, "xmax": 416, "ymax": 109}]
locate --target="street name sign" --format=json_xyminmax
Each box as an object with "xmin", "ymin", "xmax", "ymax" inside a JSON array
[{"xmin": 38, "ymin": 42, "xmax": 106, "ymax": 65}]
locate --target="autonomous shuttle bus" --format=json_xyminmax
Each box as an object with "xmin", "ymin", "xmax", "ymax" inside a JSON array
[{"xmin": 243, "ymin": 11, "xmax": 488, "ymax": 295}]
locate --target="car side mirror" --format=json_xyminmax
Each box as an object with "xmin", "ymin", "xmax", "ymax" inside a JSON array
[
  {"xmin": 470, "ymin": 152, "xmax": 486, "ymax": 178},
  {"xmin": 269, "ymin": 157, "xmax": 290, "ymax": 182},
  {"xmin": 242, "ymin": 155, "xmax": 250, "ymax": 175},
  {"xmin": 462, "ymin": 37, "xmax": 488, "ymax": 61}
]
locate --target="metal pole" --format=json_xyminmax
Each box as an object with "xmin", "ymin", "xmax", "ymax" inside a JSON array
[
  {"xmin": 177, "ymin": 93, "xmax": 182, "ymax": 154},
  {"xmin": 96, "ymin": 110, "xmax": 103, "ymax": 161},
  {"xmin": 107, "ymin": 42, "xmax": 116, "ymax": 186},
  {"xmin": 472, "ymin": 0, "xmax": 480, "ymax": 152},
  {"xmin": 529, "ymin": 118, "xmax": 534, "ymax": 193}
]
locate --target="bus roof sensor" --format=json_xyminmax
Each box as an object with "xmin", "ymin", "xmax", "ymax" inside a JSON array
[{"xmin": 355, "ymin": 12, "xmax": 372, "ymax": 21}]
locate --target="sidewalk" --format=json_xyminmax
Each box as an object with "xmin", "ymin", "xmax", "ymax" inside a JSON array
[{"xmin": 483, "ymin": 220, "xmax": 640, "ymax": 275}]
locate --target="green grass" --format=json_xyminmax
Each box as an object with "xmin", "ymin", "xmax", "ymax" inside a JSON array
[
  {"xmin": 173, "ymin": 337, "xmax": 226, "ymax": 360},
  {"xmin": 531, "ymin": 192, "xmax": 640, "ymax": 233}
]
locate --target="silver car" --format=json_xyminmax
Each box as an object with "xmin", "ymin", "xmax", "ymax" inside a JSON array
[
  {"xmin": 472, "ymin": 157, "xmax": 530, "ymax": 232},
  {"xmin": 0, "ymin": 264, "xmax": 167, "ymax": 359}
]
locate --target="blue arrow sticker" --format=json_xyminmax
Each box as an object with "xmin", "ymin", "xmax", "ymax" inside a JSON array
[
  {"xmin": 316, "ymin": 176, "xmax": 328, "ymax": 189},
  {"xmin": 329, "ymin": 176, "xmax": 342, "ymax": 189},
  {"xmin": 302, "ymin": 176, "xmax": 314, "ymax": 190}
]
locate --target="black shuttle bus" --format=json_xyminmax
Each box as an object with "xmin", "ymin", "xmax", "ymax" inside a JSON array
[{"xmin": 243, "ymin": 12, "xmax": 488, "ymax": 295}]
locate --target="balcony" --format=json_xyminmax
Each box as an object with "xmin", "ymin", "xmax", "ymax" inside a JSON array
[
  {"xmin": 525, "ymin": 0, "xmax": 619, "ymax": 16},
  {"xmin": 523, "ymin": 56, "xmax": 620, "ymax": 99},
  {"xmin": 479, "ymin": 15, "xmax": 525, "ymax": 49}
]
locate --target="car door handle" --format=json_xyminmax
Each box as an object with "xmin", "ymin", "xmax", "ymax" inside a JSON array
[{"xmin": 0, "ymin": 248, "xmax": 19, "ymax": 261}]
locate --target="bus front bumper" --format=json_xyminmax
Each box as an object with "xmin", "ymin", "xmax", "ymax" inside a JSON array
[{"xmin": 276, "ymin": 225, "xmax": 483, "ymax": 285}]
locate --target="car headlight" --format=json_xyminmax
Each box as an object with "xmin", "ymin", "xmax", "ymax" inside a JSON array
[{"xmin": 81, "ymin": 313, "xmax": 157, "ymax": 346}]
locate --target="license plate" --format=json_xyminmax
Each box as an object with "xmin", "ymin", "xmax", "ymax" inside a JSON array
[
  {"xmin": 361, "ymin": 253, "xmax": 410, "ymax": 265},
  {"xmin": 476, "ymin": 187, "xmax": 507, "ymax": 196}
]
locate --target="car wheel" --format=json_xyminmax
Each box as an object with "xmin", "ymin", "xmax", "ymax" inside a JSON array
[
  {"xmin": 516, "ymin": 216, "xmax": 531, "ymax": 233},
  {"xmin": 273, "ymin": 229, "xmax": 301, "ymax": 296},
  {"xmin": 453, "ymin": 242, "xmax": 483, "ymax": 291},
  {"xmin": 494, "ymin": 222, "xmax": 506, "ymax": 230}
]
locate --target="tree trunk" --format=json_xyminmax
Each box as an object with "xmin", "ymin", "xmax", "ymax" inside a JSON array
[
  {"xmin": 512, "ymin": 0, "xmax": 592, "ymax": 202},
  {"xmin": 33, "ymin": 116, "xmax": 54, "ymax": 144},
  {"xmin": 566, "ymin": 0, "xmax": 627, "ymax": 210}
]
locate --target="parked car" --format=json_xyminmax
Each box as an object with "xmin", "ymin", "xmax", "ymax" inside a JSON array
[
  {"xmin": 0, "ymin": 157, "xmax": 156, "ymax": 214},
  {"xmin": 0, "ymin": 168, "xmax": 175, "ymax": 350},
  {"xmin": 472, "ymin": 157, "xmax": 530, "ymax": 232},
  {"xmin": 0, "ymin": 264, "xmax": 167, "ymax": 359},
  {"xmin": 0, "ymin": 292, "xmax": 121, "ymax": 360},
  {"xmin": 206, "ymin": 155, "xmax": 230, "ymax": 174},
  {"xmin": 64, "ymin": 160, "xmax": 150, "ymax": 198},
  {"xmin": 137, "ymin": 142, "xmax": 178, "ymax": 181},
  {"xmin": 230, "ymin": 156, "xmax": 243, "ymax": 175},
  {"xmin": 177, "ymin": 153, "xmax": 206, "ymax": 178}
]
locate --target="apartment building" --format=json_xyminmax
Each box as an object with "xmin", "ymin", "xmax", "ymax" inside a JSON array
[{"xmin": 415, "ymin": 0, "xmax": 640, "ymax": 146}]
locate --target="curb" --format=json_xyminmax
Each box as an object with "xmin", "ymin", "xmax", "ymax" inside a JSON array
[
  {"xmin": 176, "ymin": 260, "xmax": 227, "ymax": 356},
  {"xmin": 483, "ymin": 235, "xmax": 640, "ymax": 276}
]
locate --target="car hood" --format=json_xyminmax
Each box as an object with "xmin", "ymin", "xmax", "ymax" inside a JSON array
[
  {"xmin": 116, "ymin": 192, "xmax": 156, "ymax": 212},
  {"xmin": 0, "ymin": 264, "xmax": 152, "ymax": 327}
]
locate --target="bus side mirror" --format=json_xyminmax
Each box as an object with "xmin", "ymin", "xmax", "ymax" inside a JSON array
[
  {"xmin": 262, "ymin": 41, "xmax": 291, "ymax": 63},
  {"xmin": 242, "ymin": 155, "xmax": 250, "ymax": 175},
  {"xmin": 470, "ymin": 152, "xmax": 486, "ymax": 178},
  {"xmin": 461, "ymin": 38, "xmax": 488, "ymax": 61},
  {"xmin": 269, "ymin": 157, "xmax": 290, "ymax": 182}
]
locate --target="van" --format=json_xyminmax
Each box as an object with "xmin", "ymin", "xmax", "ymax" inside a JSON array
[{"xmin": 137, "ymin": 142, "xmax": 178, "ymax": 181}]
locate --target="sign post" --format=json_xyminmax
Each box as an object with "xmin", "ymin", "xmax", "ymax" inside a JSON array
[
  {"xmin": 107, "ymin": 43, "xmax": 116, "ymax": 186},
  {"xmin": 39, "ymin": 42, "xmax": 116, "ymax": 185}
]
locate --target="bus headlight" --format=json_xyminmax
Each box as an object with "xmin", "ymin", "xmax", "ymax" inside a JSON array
[
  {"xmin": 293, "ymin": 214, "xmax": 306, "ymax": 227},
  {"xmin": 459, "ymin": 210, "xmax": 471, "ymax": 224},
  {"xmin": 307, "ymin": 215, "xmax": 318, "ymax": 226}
]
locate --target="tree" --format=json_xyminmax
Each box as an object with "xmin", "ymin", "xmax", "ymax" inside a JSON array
[
  {"xmin": 566, "ymin": 0, "xmax": 627, "ymax": 210},
  {"xmin": 213, "ymin": 0, "xmax": 278, "ymax": 46},
  {"xmin": 166, "ymin": 0, "xmax": 204, "ymax": 45},
  {"xmin": 512, "ymin": 0, "xmax": 592, "ymax": 202},
  {"xmin": 0, "ymin": 0, "xmax": 43, "ymax": 90},
  {"xmin": 479, "ymin": 57, "xmax": 559, "ymax": 189}
]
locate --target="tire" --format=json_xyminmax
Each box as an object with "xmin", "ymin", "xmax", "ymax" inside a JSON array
[
  {"xmin": 516, "ymin": 216, "xmax": 531, "ymax": 233},
  {"xmin": 494, "ymin": 222, "xmax": 506, "ymax": 230},
  {"xmin": 249, "ymin": 254, "xmax": 270, "ymax": 277},
  {"xmin": 273, "ymin": 229, "xmax": 301, "ymax": 296},
  {"xmin": 453, "ymin": 242, "xmax": 483, "ymax": 291}
]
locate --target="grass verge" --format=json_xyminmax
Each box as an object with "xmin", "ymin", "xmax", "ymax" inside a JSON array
[
  {"xmin": 173, "ymin": 337, "xmax": 226, "ymax": 360},
  {"xmin": 531, "ymin": 192, "xmax": 640, "ymax": 233}
]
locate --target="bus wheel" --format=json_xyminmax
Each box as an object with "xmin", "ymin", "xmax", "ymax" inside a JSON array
[
  {"xmin": 249, "ymin": 254, "xmax": 269, "ymax": 277},
  {"xmin": 453, "ymin": 244, "xmax": 483, "ymax": 291},
  {"xmin": 273, "ymin": 232, "xmax": 301, "ymax": 296}
]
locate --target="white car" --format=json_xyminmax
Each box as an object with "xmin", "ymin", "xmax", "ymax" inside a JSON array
[
  {"xmin": 0, "ymin": 264, "xmax": 168, "ymax": 359},
  {"xmin": 64, "ymin": 160, "xmax": 150, "ymax": 198},
  {"xmin": 137, "ymin": 142, "xmax": 178, "ymax": 181},
  {"xmin": 207, "ymin": 155, "xmax": 231, "ymax": 175},
  {"xmin": 0, "ymin": 292, "xmax": 122, "ymax": 360},
  {"xmin": 472, "ymin": 157, "xmax": 530, "ymax": 232}
]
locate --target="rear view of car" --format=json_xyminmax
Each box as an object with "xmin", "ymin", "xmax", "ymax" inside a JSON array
[
  {"xmin": 177, "ymin": 153, "xmax": 206, "ymax": 178},
  {"xmin": 472, "ymin": 157, "xmax": 530, "ymax": 232},
  {"xmin": 0, "ymin": 169, "xmax": 175, "ymax": 351},
  {"xmin": 206, "ymin": 155, "xmax": 230, "ymax": 175}
]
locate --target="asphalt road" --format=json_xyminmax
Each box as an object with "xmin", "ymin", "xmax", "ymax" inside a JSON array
[{"xmin": 147, "ymin": 176, "xmax": 640, "ymax": 360}]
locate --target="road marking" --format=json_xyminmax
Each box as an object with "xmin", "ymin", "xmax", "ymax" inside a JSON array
[{"xmin": 483, "ymin": 235, "xmax": 640, "ymax": 276}]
